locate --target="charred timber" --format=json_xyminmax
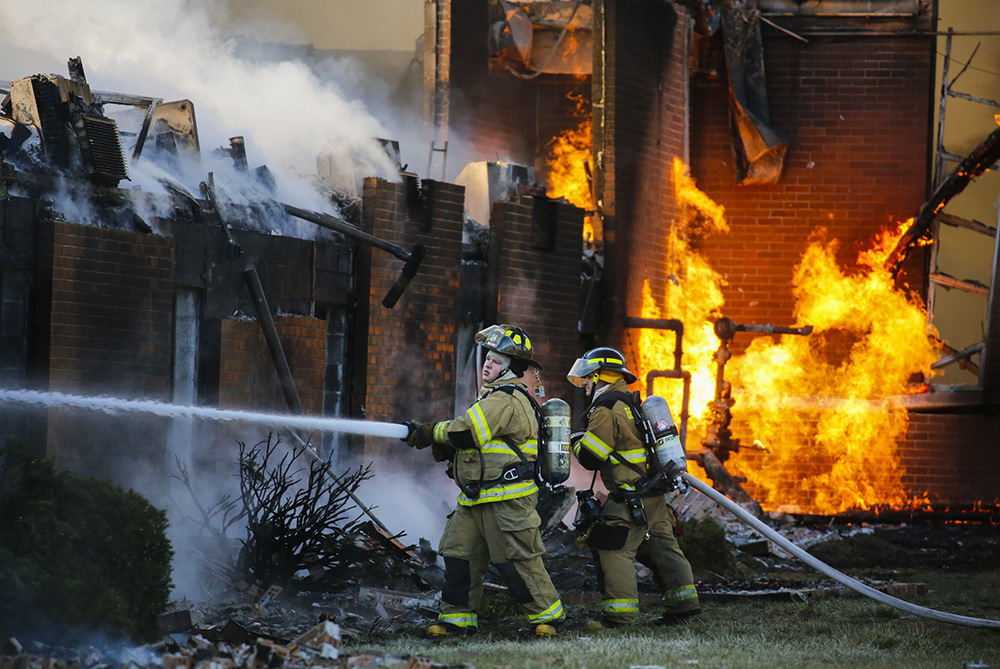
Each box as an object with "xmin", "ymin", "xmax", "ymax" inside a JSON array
[{"xmin": 885, "ymin": 124, "xmax": 1000, "ymax": 277}]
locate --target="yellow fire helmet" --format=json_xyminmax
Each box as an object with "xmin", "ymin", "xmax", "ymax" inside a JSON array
[
  {"xmin": 567, "ymin": 346, "xmax": 637, "ymax": 386},
  {"xmin": 475, "ymin": 324, "xmax": 541, "ymax": 369}
]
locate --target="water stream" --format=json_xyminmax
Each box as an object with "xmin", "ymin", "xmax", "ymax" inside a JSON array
[{"xmin": 0, "ymin": 388, "xmax": 409, "ymax": 440}]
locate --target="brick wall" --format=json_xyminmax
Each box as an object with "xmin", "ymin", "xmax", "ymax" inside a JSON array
[
  {"xmin": 39, "ymin": 222, "xmax": 174, "ymax": 478},
  {"xmin": 682, "ymin": 34, "xmax": 940, "ymax": 503},
  {"xmin": 899, "ymin": 413, "xmax": 1000, "ymax": 506},
  {"xmin": 489, "ymin": 196, "xmax": 585, "ymax": 404},
  {"xmin": 359, "ymin": 177, "xmax": 465, "ymax": 457},
  {"xmin": 211, "ymin": 315, "xmax": 328, "ymax": 459},
  {"xmin": 598, "ymin": 0, "xmax": 689, "ymax": 372},
  {"xmin": 448, "ymin": 1, "xmax": 594, "ymax": 175},
  {"xmin": 218, "ymin": 316, "xmax": 327, "ymax": 415},
  {"xmin": 689, "ymin": 36, "xmax": 931, "ymax": 336}
]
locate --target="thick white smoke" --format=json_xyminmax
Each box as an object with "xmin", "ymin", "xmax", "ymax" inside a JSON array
[
  {"xmin": 0, "ymin": 0, "xmax": 406, "ymax": 212},
  {"xmin": 0, "ymin": 0, "xmax": 454, "ymax": 601}
]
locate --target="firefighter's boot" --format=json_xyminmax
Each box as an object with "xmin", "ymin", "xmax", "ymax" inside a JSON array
[
  {"xmin": 427, "ymin": 622, "xmax": 476, "ymax": 638},
  {"xmin": 534, "ymin": 623, "xmax": 559, "ymax": 637}
]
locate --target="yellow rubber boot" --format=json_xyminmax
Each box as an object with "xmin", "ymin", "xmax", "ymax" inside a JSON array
[
  {"xmin": 426, "ymin": 623, "xmax": 452, "ymax": 638},
  {"xmin": 535, "ymin": 623, "xmax": 559, "ymax": 637}
]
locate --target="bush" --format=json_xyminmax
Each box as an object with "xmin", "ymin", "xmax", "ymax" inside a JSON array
[
  {"xmin": 677, "ymin": 514, "xmax": 740, "ymax": 577},
  {"xmin": 0, "ymin": 444, "xmax": 173, "ymax": 644}
]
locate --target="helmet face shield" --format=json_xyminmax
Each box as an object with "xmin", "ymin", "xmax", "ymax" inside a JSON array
[
  {"xmin": 474, "ymin": 325, "xmax": 508, "ymax": 350},
  {"xmin": 566, "ymin": 356, "xmax": 599, "ymax": 387},
  {"xmin": 567, "ymin": 347, "xmax": 638, "ymax": 386}
]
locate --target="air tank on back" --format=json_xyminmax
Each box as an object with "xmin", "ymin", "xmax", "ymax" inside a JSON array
[
  {"xmin": 640, "ymin": 394, "xmax": 687, "ymax": 479},
  {"xmin": 540, "ymin": 397, "xmax": 571, "ymax": 486}
]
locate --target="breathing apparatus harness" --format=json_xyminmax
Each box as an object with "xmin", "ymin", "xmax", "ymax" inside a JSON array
[
  {"xmin": 456, "ymin": 383, "xmax": 547, "ymax": 501},
  {"xmin": 574, "ymin": 390, "xmax": 674, "ymax": 528}
]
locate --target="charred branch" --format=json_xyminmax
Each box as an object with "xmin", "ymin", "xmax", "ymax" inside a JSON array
[
  {"xmin": 170, "ymin": 455, "xmax": 245, "ymax": 539},
  {"xmin": 236, "ymin": 435, "xmax": 400, "ymax": 590}
]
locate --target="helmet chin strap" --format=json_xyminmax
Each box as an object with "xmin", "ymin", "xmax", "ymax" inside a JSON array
[{"xmin": 497, "ymin": 368, "xmax": 520, "ymax": 381}]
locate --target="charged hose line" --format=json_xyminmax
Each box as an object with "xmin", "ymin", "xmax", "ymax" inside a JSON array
[{"xmin": 681, "ymin": 472, "xmax": 1000, "ymax": 629}]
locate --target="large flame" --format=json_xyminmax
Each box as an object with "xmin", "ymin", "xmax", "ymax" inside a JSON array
[
  {"xmin": 635, "ymin": 158, "xmax": 728, "ymax": 438},
  {"xmin": 729, "ymin": 224, "xmax": 939, "ymax": 513},
  {"xmin": 545, "ymin": 90, "xmax": 595, "ymax": 242},
  {"xmin": 635, "ymin": 160, "xmax": 939, "ymax": 514}
]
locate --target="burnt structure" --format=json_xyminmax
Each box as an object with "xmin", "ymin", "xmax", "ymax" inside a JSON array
[
  {"xmin": 1, "ymin": 0, "xmax": 997, "ymax": 514},
  {"xmin": 0, "ymin": 55, "xmax": 585, "ymax": 501},
  {"xmin": 422, "ymin": 0, "xmax": 999, "ymax": 509}
]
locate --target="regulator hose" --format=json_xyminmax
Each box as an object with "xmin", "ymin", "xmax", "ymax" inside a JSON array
[{"xmin": 681, "ymin": 472, "xmax": 1000, "ymax": 629}]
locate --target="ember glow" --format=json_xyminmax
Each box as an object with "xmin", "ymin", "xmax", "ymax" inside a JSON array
[
  {"xmin": 634, "ymin": 160, "xmax": 940, "ymax": 514},
  {"xmin": 544, "ymin": 90, "xmax": 595, "ymax": 241}
]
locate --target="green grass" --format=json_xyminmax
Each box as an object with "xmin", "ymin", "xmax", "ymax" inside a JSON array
[{"xmin": 346, "ymin": 569, "xmax": 1000, "ymax": 668}]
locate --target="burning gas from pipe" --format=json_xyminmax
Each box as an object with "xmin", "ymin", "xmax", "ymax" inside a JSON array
[{"xmin": 635, "ymin": 159, "xmax": 939, "ymax": 514}]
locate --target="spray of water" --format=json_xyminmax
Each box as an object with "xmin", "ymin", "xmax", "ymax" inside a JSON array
[{"xmin": 0, "ymin": 388, "xmax": 409, "ymax": 440}]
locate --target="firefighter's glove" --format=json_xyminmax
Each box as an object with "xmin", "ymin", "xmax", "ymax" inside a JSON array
[
  {"xmin": 405, "ymin": 421, "xmax": 435, "ymax": 449},
  {"xmin": 431, "ymin": 441, "xmax": 454, "ymax": 462}
]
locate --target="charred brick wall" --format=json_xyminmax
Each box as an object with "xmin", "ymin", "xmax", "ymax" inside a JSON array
[
  {"xmin": 218, "ymin": 316, "xmax": 327, "ymax": 414},
  {"xmin": 38, "ymin": 221, "xmax": 174, "ymax": 478},
  {"xmin": 689, "ymin": 35, "xmax": 931, "ymax": 338},
  {"xmin": 449, "ymin": 0, "xmax": 531, "ymax": 165},
  {"xmin": 684, "ymin": 34, "xmax": 939, "ymax": 503},
  {"xmin": 358, "ymin": 177, "xmax": 465, "ymax": 457},
  {"xmin": 211, "ymin": 315, "xmax": 328, "ymax": 460},
  {"xmin": 448, "ymin": 1, "xmax": 592, "ymax": 177},
  {"xmin": 597, "ymin": 0, "xmax": 689, "ymax": 377},
  {"xmin": 489, "ymin": 196, "xmax": 585, "ymax": 404},
  {"xmin": 900, "ymin": 413, "xmax": 1000, "ymax": 506}
]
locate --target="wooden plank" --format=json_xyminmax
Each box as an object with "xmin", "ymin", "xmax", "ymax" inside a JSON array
[
  {"xmin": 936, "ymin": 212, "xmax": 997, "ymax": 238},
  {"xmin": 929, "ymin": 272, "xmax": 990, "ymax": 296}
]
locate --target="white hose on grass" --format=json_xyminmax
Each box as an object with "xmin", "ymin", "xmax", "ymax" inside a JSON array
[{"xmin": 682, "ymin": 472, "xmax": 1000, "ymax": 630}]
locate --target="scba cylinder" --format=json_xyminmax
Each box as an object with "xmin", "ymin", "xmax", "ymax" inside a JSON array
[
  {"xmin": 640, "ymin": 395, "xmax": 687, "ymax": 477},
  {"xmin": 540, "ymin": 398, "xmax": 571, "ymax": 485}
]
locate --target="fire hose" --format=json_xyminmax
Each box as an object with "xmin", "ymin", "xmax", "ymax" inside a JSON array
[
  {"xmin": 4, "ymin": 389, "xmax": 998, "ymax": 627},
  {"xmin": 681, "ymin": 472, "xmax": 1000, "ymax": 629}
]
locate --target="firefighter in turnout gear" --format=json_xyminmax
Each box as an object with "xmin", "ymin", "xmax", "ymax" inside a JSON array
[
  {"xmin": 567, "ymin": 346, "xmax": 701, "ymax": 629},
  {"xmin": 404, "ymin": 325, "xmax": 565, "ymax": 638}
]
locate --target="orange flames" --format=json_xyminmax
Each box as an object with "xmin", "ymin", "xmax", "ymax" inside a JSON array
[
  {"xmin": 544, "ymin": 91, "xmax": 595, "ymax": 242},
  {"xmin": 635, "ymin": 159, "xmax": 940, "ymax": 514},
  {"xmin": 634, "ymin": 159, "xmax": 728, "ymax": 438}
]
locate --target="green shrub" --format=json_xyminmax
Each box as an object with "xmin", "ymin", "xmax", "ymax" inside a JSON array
[
  {"xmin": 677, "ymin": 514, "xmax": 740, "ymax": 577},
  {"xmin": 0, "ymin": 444, "xmax": 173, "ymax": 643}
]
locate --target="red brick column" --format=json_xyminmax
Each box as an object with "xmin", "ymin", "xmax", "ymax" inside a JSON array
[
  {"xmin": 598, "ymin": 0, "xmax": 690, "ymax": 368},
  {"xmin": 359, "ymin": 177, "xmax": 466, "ymax": 456},
  {"xmin": 489, "ymin": 196, "xmax": 585, "ymax": 405}
]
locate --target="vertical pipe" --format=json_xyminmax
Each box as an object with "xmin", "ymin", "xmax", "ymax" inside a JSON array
[{"xmin": 168, "ymin": 288, "xmax": 199, "ymax": 467}]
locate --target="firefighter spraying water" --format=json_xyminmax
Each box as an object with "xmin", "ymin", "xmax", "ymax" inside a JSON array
[
  {"xmin": 3, "ymin": 339, "xmax": 999, "ymax": 631},
  {"xmin": 402, "ymin": 324, "xmax": 566, "ymax": 638}
]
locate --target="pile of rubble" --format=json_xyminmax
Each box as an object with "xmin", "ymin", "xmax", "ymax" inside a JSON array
[{"xmin": 1, "ymin": 618, "xmax": 461, "ymax": 669}]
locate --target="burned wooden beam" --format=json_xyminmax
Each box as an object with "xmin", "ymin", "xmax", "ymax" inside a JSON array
[
  {"xmin": 885, "ymin": 124, "xmax": 1000, "ymax": 277},
  {"xmin": 929, "ymin": 272, "xmax": 990, "ymax": 296},
  {"xmin": 935, "ymin": 212, "xmax": 997, "ymax": 238},
  {"xmin": 931, "ymin": 340, "xmax": 983, "ymax": 375}
]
